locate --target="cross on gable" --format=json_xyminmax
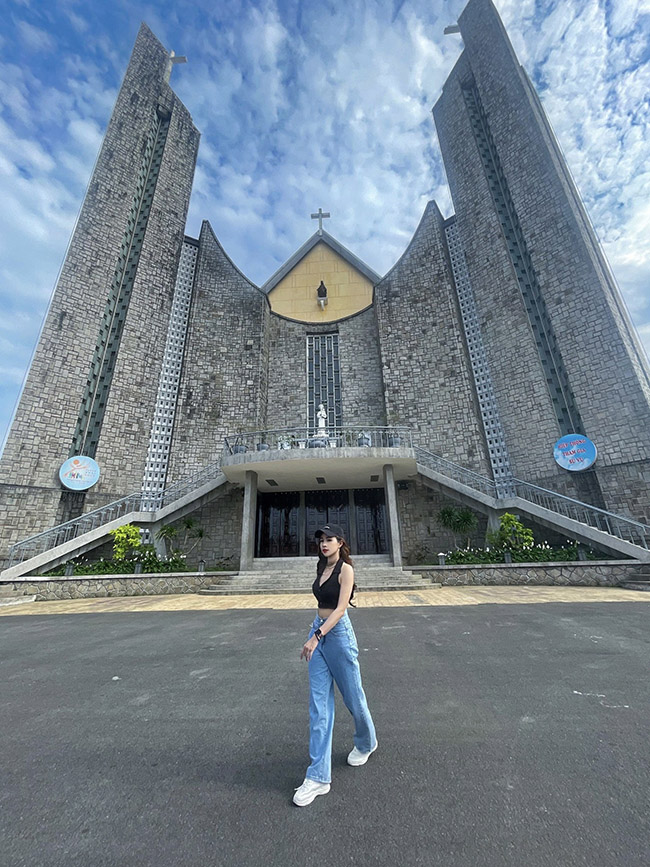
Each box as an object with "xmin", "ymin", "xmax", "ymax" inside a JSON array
[{"xmin": 310, "ymin": 208, "xmax": 331, "ymax": 234}]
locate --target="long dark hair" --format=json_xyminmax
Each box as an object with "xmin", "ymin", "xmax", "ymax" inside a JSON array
[{"xmin": 317, "ymin": 536, "xmax": 357, "ymax": 605}]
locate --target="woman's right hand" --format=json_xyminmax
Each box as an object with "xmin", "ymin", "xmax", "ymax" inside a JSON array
[{"xmin": 300, "ymin": 635, "xmax": 319, "ymax": 661}]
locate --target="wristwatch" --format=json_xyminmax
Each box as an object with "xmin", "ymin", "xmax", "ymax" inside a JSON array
[{"xmin": 314, "ymin": 628, "xmax": 323, "ymax": 641}]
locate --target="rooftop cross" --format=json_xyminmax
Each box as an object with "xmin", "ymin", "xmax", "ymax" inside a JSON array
[
  {"xmin": 164, "ymin": 50, "xmax": 187, "ymax": 84},
  {"xmin": 311, "ymin": 208, "xmax": 331, "ymax": 234}
]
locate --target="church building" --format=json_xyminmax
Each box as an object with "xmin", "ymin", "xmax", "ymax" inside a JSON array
[{"xmin": 1, "ymin": 0, "xmax": 649, "ymax": 576}]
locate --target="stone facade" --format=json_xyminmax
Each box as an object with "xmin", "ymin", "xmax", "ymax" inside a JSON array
[
  {"xmin": 397, "ymin": 478, "xmax": 488, "ymax": 565},
  {"xmin": 264, "ymin": 307, "xmax": 385, "ymax": 432},
  {"xmin": 165, "ymin": 484, "xmax": 244, "ymax": 570},
  {"xmin": 375, "ymin": 202, "xmax": 489, "ymax": 473},
  {"xmin": 433, "ymin": 0, "xmax": 650, "ymax": 516},
  {"xmin": 165, "ymin": 223, "xmax": 267, "ymax": 482}
]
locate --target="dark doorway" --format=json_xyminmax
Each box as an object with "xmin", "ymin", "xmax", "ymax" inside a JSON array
[
  {"xmin": 256, "ymin": 492, "xmax": 300, "ymax": 557},
  {"xmin": 305, "ymin": 490, "xmax": 349, "ymax": 556},
  {"xmin": 355, "ymin": 488, "xmax": 388, "ymax": 554}
]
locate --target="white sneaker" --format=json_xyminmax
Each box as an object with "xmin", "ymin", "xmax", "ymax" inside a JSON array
[
  {"xmin": 347, "ymin": 742, "xmax": 378, "ymax": 767},
  {"xmin": 293, "ymin": 778, "xmax": 331, "ymax": 806}
]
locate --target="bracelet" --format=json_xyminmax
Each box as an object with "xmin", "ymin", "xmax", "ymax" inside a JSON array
[{"xmin": 314, "ymin": 628, "xmax": 323, "ymax": 641}]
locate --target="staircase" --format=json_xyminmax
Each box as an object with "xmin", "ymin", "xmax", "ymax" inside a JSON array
[
  {"xmin": 618, "ymin": 567, "xmax": 650, "ymax": 592},
  {"xmin": 198, "ymin": 555, "xmax": 438, "ymax": 596}
]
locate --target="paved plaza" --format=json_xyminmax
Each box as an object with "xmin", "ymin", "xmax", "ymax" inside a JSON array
[{"xmin": 1, "ymin": 588, "xmax": 648, "ymax": 866}]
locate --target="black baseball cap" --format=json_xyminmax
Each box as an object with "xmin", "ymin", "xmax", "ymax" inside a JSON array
[{"xmin": 314, "ymin": 524, "xmax": 345, "ymax": 539}]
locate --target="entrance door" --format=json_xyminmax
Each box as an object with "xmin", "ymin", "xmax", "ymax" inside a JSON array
[
  {"xmin": 355, "ymin": 488, "xmax": 388, "ymax": 554},
  {"xmin": 256, "ymin": 492, "xmax": 300, "ymax": 557},
  {"xmin": 305, "ymin": 490, "xmax": 349, "ymax": 556}
]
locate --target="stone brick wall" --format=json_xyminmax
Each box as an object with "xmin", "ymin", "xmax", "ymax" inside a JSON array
[
  {"xmin": 433, "ymin": 0, "xmax": 650, "ymax": 518},
  {"xmin": 338, "ymin": 308, "xmax": 385, "ymax": 427},
  {"xmin": 2, "ymin": 561, "xmax": 639, "ymax": 600},
  {"xmin": 265, "ymin": 316, "xmax": 310, "ymax": 431},
  {"xmin": 0, "ymin": 485, "xmax": 63, "ymax": 571},
  {"xmin": 166, "ymin": 223, "xmax": 267, "ymax": 482},
  {"xmin": 397, "ymin": 477, "xmax": 488, "ymax": 565},
  {"xmin": 0, "ymin": 24, "xmax": 199, "ymax": 561},
  {"xmin": 265, "ymin": 308, "xmax": 385, "ymax": 431},
  {"xmin": 416, "ymin": 561, "xmax": 640, "ymax": 587},
  {"xmin": 163, "ymin": 484, "xmax": 244, "ymax": 570},
  {"xmin": 375, "ymin": 201, "xmax": 490, "ymax": 473},
  {"xmin": 3, "ymin": 573, "xmax": 228, "ymax": 601}
]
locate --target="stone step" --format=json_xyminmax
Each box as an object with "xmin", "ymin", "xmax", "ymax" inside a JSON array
[
  {"xmin": 618, "ymin": 581, "xmax": 650, "ymax": 592},
  {"xmin": 229, "ymin": 571, "xmax": 414, "ymax": 583},
  {"xmin": 0, "ymin": 592, "xmax": 37, "ymax": 607},
  {"xmin": 214, "ymin": 583, "xmax": 432, "ymax": 593},
  {"xmin": 197, "ymin": 583, "xmax": 441, "ymax": 596},
  {"xmin": 215, "ymin": 573, "xmax": 427, "ymax": 586},
  {"xmin": 249, "ymin": 556, "xmax": 393, "ymax": 572}
]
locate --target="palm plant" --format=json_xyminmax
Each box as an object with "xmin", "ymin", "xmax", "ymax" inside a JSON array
[{"xmin": 437, "ymin": 506, "xmax": 478, "ymax": 549}]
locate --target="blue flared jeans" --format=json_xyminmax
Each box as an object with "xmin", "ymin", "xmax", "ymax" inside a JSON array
[{"xmin": 305, "ymin": 612, "xmax": 377, "ymax": 784}]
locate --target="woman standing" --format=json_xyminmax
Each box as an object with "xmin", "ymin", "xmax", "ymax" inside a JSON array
[{"xmin": 293, "ymin": 524, "xmax": 377, "ymax": 807}]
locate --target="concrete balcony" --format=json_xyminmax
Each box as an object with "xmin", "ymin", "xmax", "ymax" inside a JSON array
[{"xmin": 220, "ymin": 427, "xmax": 417, "ymax": 491}]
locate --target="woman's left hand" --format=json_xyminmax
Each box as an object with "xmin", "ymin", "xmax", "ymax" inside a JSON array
[{"xmin": 300, "ymin": 635, "xmax": 319, "ymax": 661}]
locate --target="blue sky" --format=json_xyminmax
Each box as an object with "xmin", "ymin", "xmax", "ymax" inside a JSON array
[{"xmin": 1, "ymin": 0, "xmax": 649, "ymax": 449}]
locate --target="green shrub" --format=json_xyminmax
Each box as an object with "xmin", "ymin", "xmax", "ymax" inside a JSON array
[
  {"xmin": 486, "ymin": 512, "xmax": 534, "ymax": 552},
  {"xmin": 109, "ymin": 524, "xmax": 142, "ymax": 560}
]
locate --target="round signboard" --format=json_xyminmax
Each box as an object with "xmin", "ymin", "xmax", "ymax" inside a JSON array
[
  {"xmin": 553, "ymin": 435, "xmax": 597, "ymax": 472},
  {"xmin": 59, "ymin": 456, "xmax": 101, "ymax": 490}
]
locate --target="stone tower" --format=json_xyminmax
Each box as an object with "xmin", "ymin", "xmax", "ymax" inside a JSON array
[
  {"xmin": 433, "ymin": 0, "xmax": 650, "ymax": 520},
  {"xmin": 0, "ymin": 25, "xmax": 199, "ymax": 559}
]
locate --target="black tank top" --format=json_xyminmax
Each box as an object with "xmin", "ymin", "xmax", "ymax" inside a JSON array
[{"xmin": 312, "ymin": 558, "xmax": 344, "ymax": 608}]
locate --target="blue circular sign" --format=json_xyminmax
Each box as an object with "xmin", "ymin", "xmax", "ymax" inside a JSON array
[
  {"xmin": 59, "ymin": 456, "xmax": 101, "ymax": 490},
  {"xmin": 553, "ymin": 435, "xmax": 597, "ymax": 472}
]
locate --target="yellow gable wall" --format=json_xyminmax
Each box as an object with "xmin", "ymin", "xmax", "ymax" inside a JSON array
[{"xmin": 268, "ymin": 242, "xmax": 374, "ymax": 322}]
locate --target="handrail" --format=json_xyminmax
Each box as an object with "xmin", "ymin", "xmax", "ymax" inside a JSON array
[
  {"xmin": 223, "ymin": 426, "xmax": 413, "ymax": 454},
  {"xmin": 7, "ymin": 460, "xmax": 225, "ymax": 567},
  {"xmin": 413, "ymin": 446, "xmax": 498, "ymax": 497},
  {"xmin": 510, "ymin": 478, "xmax": 650, "ymax": 548},
  {"xmin": 414, "ymin": 445, "xmax": 650, "ymax": 550}
]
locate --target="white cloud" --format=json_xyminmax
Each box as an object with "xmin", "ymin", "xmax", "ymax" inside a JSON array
[{"xmin": 15, "ymin": 20, "xmax": 56, "ymax": 53}]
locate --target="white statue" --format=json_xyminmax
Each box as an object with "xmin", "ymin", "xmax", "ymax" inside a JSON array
[{"xmin": 317, "ymin": 404, "xmax": 327, "ymax": 429}]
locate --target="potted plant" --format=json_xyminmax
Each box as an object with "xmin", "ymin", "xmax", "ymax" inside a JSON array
[
  {"xmin": 386, "ymin": 411, "xmax": 402, "ymax": 446},
  {"xmin": 357, "ymin": 431, "xmax": 371, "ymax": 447}
]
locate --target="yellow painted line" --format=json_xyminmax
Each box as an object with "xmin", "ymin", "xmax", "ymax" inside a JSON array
[{"xmin": 0, "ymin": 585, "xmax": 648, "ymax": 616}]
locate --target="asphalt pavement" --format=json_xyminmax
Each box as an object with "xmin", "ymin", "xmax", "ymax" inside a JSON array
[{"xmin": 1, "ymin": 603, "xmax": 648, "ymax": 867}]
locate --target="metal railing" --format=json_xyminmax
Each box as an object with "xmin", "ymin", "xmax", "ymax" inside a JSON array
[
  {"xmin": 223, "ymin": 426, "xmax": 413, "ymax": 455},
  {"xmin": 510, "ymin": 478, "xmax": 650, "ymax": 549},
  {"xmin": 7, "ymin": 460, "xmax": 225, "ymax": 567},
  {"xmin": 414, "ymin": 446, "xmax": 498, "ymax": 498},
  {"xmin": 414, "ymin": 445, "xmax": 650, "ymax": 550}
]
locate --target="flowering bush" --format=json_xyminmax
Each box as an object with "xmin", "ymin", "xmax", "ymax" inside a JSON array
[
  {"xmin": 44, "ymin": 546, "xmax": 189, "ymax": 576},
  {"xmin": 444, "ymin": 541, "xmax": 588, "ymax": 565}
]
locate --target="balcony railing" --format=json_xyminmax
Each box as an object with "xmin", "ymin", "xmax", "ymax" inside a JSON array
[{"xmin": 223, "ymin": 426, "xmax": 413, "ymax": 455}]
